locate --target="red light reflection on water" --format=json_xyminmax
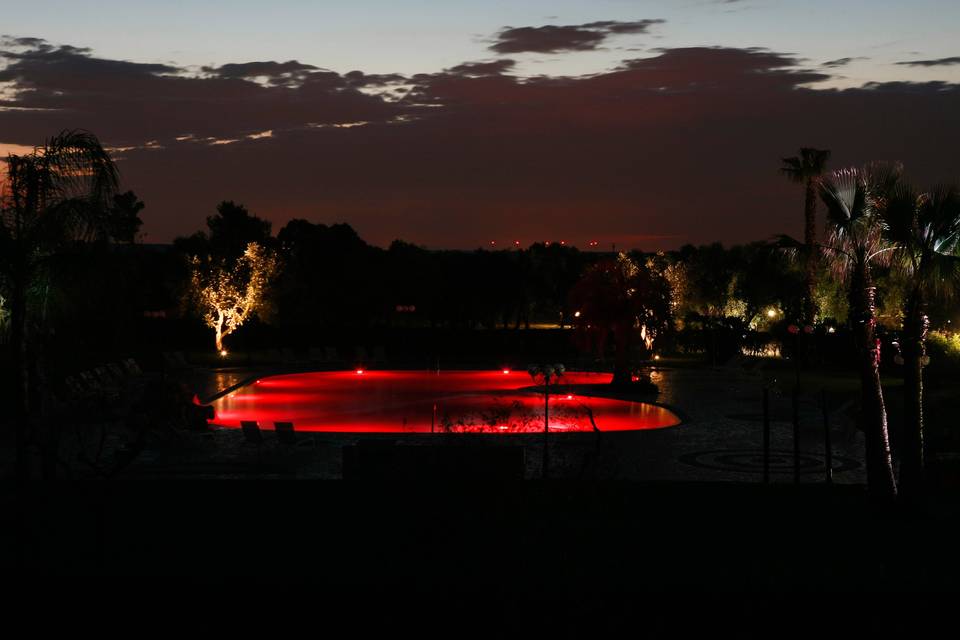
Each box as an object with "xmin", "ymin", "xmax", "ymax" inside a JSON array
[{"xmin": 210, "ymin": 370, "xmax": 680, "ymax": 433}]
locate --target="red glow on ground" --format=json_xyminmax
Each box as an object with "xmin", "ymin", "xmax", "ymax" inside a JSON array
[{"xmin": 209, "ymin": 370, "xmax": 681, "ymax": 434}]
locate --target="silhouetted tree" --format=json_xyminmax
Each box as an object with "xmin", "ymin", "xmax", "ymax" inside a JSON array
[
  {"xmin": 732, "ymin": 242, "xmax": 803, "ymax": 325},
  {"xmin": 107, "ymin": 190, "xmax": 145, "ymax": 243},
  {"xmin": 0, "ymin": 130, "xmax": 119, "ymax": 479},
  {"xmin": 276, "ymin": 220, "xmax": 383, "ymax": 329},
  {"xmin": 883, "ymin": 182, "xmax": 960, "ymax": 497},
  {"xmin": 676, "ymin": 243, "xmax": 736, "ymax": 317},
  {"xmin": 207, "ymin": 200, "xmax": 272, "ymax": 259},
  {"xmin": 781, "ymin": 147, "xmax": 831, "ymax": 325}
]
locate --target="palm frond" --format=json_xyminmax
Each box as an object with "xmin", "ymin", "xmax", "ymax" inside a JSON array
[
  {"xmin": 923, "ymin": 184, "xmax": 960, "ymax": 256},
  {"xmin": 779, "ymin": 156, "xmax": 804, "ymax": 182},
  {"xmin": 923, "ymin": 253, "xmax": 960, "ymax": 300}
]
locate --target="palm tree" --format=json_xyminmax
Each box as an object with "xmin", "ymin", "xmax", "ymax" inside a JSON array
[
  {"xmin": 781, "ymin": 148, "xmax": 831, "ymax": 325},
  {"xmin": 883, "ymin": 183, "xmax": 960, "ymax": 497},
  {"xmin": 0, "ymin": 130, "xmax": 119, "ymax": 479},
  {"xmin": 818, "ymin": 165, "xmax": 899, "ymax": 501}
]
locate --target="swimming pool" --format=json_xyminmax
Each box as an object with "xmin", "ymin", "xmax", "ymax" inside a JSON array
[{"xmin": 209, "ymin": 369, "xmax": 681, "ymax": 433}]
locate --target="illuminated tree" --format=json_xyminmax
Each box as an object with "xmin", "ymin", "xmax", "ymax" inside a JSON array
[
  {"xmin": 1, "ymin": 130, "xmax": 119, "ymax": 478},
  {"xmin": 882, "ymin": 182, "xmax": 960, "ymax": 497},
  {"xmin": 819, "ymin": 164, "xmax": 900, "ymax": 501},
  {"xmin": 781, "ymin": 147, "xmax": 831, "ymax": 324},
  {"xmin": 188, "ymin": 241, "xmax": 278, "ymax": 352}
]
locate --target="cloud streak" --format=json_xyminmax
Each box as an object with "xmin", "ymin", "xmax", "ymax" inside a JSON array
[
  {"xmin": 895, "ymin": 56, "xmax": 960, "ymax": 67},
  {"xmin": 489, "ymin": 20, "xmax": 664, "ymax": 54}
]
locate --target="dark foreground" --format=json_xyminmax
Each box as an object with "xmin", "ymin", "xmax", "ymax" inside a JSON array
[{"xmin": 3, "ymin": 480, "xmax": 958, "ymax": 590}]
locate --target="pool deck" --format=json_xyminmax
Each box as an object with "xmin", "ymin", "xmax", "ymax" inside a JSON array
[
  {"xmin": 8, "ymin": 364, "xmax": 959, "ymax": 587},
  {"xmin": 127, "ymin": 363, "xmax": 867, "ymax": 484}
]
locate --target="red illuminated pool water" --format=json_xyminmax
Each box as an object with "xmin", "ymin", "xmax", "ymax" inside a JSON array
[{"xmin": 209, "ymin": 370, "xmax": 681, "ymax": 433}]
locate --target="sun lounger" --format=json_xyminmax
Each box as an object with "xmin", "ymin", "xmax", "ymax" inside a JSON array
[{"xmin": 275, "ymin": 421, "xmax": 313, "ymax": 448}]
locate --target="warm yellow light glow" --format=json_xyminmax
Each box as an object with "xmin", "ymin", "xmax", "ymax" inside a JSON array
[
  {"xmin": 573, "ymin": 310, "xmax": 581, "ymax": 318},
  {"xmin": 653, "ymin": 354, "xmax": 661, "ymax": 360},
  {"xmin": 188, "ymin": 242, "xmax": 278, "ymax": 353},
  {"xmin": 220, "ymin": 349, "xmax": 228, "ymax": 357},
  {"xmin": 766, "ymin": 308, "xmax": 777, "ymax": 318}
]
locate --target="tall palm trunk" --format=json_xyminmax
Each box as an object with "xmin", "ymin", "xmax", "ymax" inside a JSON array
[
  {"xmin": 849, "ymin": 266, "xmax": 897, "ymax": 501},
  {"xmin": 899, "ymin": 287, "xmax": 927, "ymax": 498},
  {"xmin": 803, "ymin": 179, "xmax": 818, "ymax": 325}
]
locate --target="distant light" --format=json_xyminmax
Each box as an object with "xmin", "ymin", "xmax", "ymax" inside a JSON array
[
  {"xmin": 502, "ymin": 369, "xmax": 510, "ymax": 375},
  {"xmin": 766, "ymin": 308, "xmax": 777, "ymax": 318},
  {"xmin": 219, "ymin": 349, "xmax": 228, "ymax": 357},
  {"xmin": 566, "ymin": 394, "xmax": 573, "ymax": 400},
  {"xmin": 827, "ymin": 326, "xmax": 836, "ymax": 334},
  {"xmin": 560, "ymin": 240, "xmax": 566, "ymax": 245},
  {"xmin": 356, "ymin": 369, "xmax": 364, "ymax": 375},
  {"xmin": 653, "ymin": 354, "xmax": 661, "ymax": 360},
  {"xmin": 489, "ymin": 240, "xmax": 496, "ymax": 246},
  {"xmin": 573, "ymin": 311, "xmax": 581, "ymax": 318},
  {"xmin": 514, "ymin": 240, "xmax": 521, "ymax": 247}
]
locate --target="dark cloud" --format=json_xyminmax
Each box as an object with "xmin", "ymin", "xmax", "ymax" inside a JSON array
[
  {"xmin": 202, "ymin": 60, "xmax": 319, "ymax": 86},
  {"xmin": 490, "ymin": 20, "xmax": 664, "ymax": 54},
  {"xmin": 342, "ymin": 70, "xmax": 409, "ymax": 90},
  {"xmin": 2, "ymin": 40, "xmax": 958, "ymax": 250},
  {"xmin": 822, "ymin": 57, "xmax": 856, "ymax": 68},
  {"xmin": 858, "ymin": 80, "xmax": 959, "ymax": 93},
  {"xmin": 0, "ymin": 35, "xmax": 55, "ymax": 49},
  {"xmin": 0, "ymin": 39, "xmax": 410, "ymax": 146},
  {"xmin": 580, "ymin": 20, "xmax": 666, "ymax": 35},
  {"xmin": 444, "ymin": 59, "xmax": 517, "ymax": 77},
  {"xmin": 895, "ymin": 56, "xmax": 960, "ymax": 67}
]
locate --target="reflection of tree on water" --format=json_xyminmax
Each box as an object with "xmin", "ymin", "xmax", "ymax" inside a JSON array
[{"xmin": 437, "ymin": 394, "xmax": 600, "ymax": 433}]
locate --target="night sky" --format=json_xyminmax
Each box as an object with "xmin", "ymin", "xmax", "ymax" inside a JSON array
[{"xmin": 2, "ymin": 1, "xmax": 959, "ymax": 249}]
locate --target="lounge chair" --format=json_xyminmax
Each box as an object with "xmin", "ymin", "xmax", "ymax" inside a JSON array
[
  {"xmin": 275, "ymin": 421, "xmax": 313, "ymax": 448},
  {"xmin": 241, "ymin": 420, "xmax": 263, "ymax": 444}
]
